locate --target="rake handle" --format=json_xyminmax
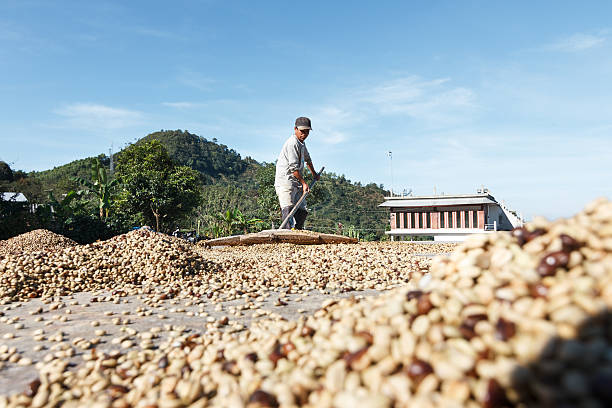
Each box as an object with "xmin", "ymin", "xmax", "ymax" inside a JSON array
[{"xmin": 278, "ymin": 167, "xmax": 325, "ymax": 230}]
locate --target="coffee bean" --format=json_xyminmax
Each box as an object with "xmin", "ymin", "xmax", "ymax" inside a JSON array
[
  {"xmin": 537, "ymin": 251, "xmax": 570, "ymax": 276},
  {"xmin": 511, "ymin": 227, "xmax": 528, "ymax": 246},
  {"xmin": 343, "ymin": 347, "xmax": 368, "ymax": 370},
  {"xmin": 405, "ymin": 360, "xmax": 434, "ymax": 385},
  {"xmin": 529, "ymin": 283, "xmax": 549, "ymax": 298},
  {"xmin": 482, "ymin": 379, "xmax": 510, "ymax": 408},
  {"xmin": 300, "ymin": 326, "xmax": 315, "ymax": 337},
  {"xmin": 269, "ymin": 342, "xmax": 284, "ymax": 365},
  {"xmin": 417, "ymin": 293, "xmax": 433, "ymax": 315},
  {"xmin": 526, "ymin": 228, "xmax": 546, "ymax": 242},
  {"xmin": 495, "ymin": 318, "xmax": 516, "ymax": 341},
  {"xmin": 406, "ymin": 290, "xmax": 424, "ymax": 300},
  {"xmin": 222, "ymin": 360, "xmax": 239, "ymax": 375},
  {"xmin": 157, "ymin": 356, "xmax": 168, "ymax": 369},
  {"xmin": 281, "ymin": 342, "xmax": 296, "ymax": 355},
  {"xmin": 107, "ymin": 384, "xmax": 129, "ymax": 399},
  {"xmin": 245, "ymin": 352, "xmax": 259, "ymax": 362},
  {"xmin": 248, "ymin": 389, "xmax": 279, "ymax": 407},
  {"xmin": 560, "ymin": 234, "xmax": 581, "ymax": 253},
  {"xmin": 460, "ymin": 314, "xmax": 488, "ymax": 340},
  {"xmin": 24, "ymin": 378, "xmax": 40, "ymax": 398}
]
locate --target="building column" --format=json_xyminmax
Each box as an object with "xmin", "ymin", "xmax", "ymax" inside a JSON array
[{"xmin": 477, "ymin": 210, "xmax": 485, "ymax": 229}]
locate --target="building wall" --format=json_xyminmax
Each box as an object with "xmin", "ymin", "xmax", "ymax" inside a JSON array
[
  {"xmin": 486, "ymin": 204, "xmax": 514, "ymax": 230},
  {"xmin": 387, "ymin": 203, "xmax": 515, "ymax": 243},
  {"xmin": 390, "ymin": 205, "xmax": 485, "ymax": 231},
  {"xmin": 434, "ymin": 234, "xmax": 471, "ymax": 242}
]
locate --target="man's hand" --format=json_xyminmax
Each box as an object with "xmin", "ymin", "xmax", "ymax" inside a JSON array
[
  {"xmin": 302, "ymin": 181, "xmax": 310, "ymax": 194},
  {"xmin": 307, "ymin": 161, "xmax": 320, "ymax": 182}
]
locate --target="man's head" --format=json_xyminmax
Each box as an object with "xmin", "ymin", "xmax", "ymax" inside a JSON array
[{"xmin": 294, "ymin": 116, "xmax": 311, "ymax": 142}]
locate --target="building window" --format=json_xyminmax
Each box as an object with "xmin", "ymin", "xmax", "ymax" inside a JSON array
[
  {"xmin": 455, "ymin": 211, "xmax": 461, "ymax": 228},
  {"xmin": 426, "ymin": 212, "xmax": 431, "ymax": 228},
  {"xmin": 404, "ymin": 212, "xmax": 409, "ymax": 228},
  {"xmin": 440, "ymin": 212, "xmax": 445, "ymax": 228},
  {"xmin": 411, "ymin": 212, "xmax": 416, "ymax": 229},
  {"xmin": 472, "ymin": 211, "xmax": 477, "ymax": 229},
  {"xmin": 464, "ymin": 211, "xmax": 469, "ymax": 229}
]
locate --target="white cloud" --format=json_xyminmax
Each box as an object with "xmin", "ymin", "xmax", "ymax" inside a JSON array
[
  {"xmin": 162, "ymin": 102, "xmax": 197, "ymax": 109},
  {"xmin": 548, "ymin": 33, "xmax": 605, "ymax": 52},
  {"xmin": 321, "ymin": 131, "xmax": 348, "ymax": 145},
  {"xmin": 312, "ymin": 106, "xmax": 354, "ymax": 145},
  {"xmin": 360, "ymin": 77, "xmax": 448, "ymax": 106},
  {"xmin": 54, "ymin": 103, "xmax": 144, "ymax": 130},
  {"xmin": 358, "ymin": 76, "xmax": 476, "ymax": 118},
  {"xmin": 176, "ymin": 70, "xmax": 216, "ymax": 91},
  {"xmin": 307, "ymin": 75, "xmax": 477, "ymax": 145},
  {"xmin": 132, "ymin": 27, "xmax": 184, "ymax": 40}
]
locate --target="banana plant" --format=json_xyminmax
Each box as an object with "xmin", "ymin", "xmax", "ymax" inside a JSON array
[
  {"xmin": 73, "ymin": 158, "xmax": 119, "ymax": 219},
  {"xmin": 215, "ymin": 208, "xmax": 239, "ymax": 236},
  {"xmin": 214, "ymin": 208, "xmax": 262, "ymax": 236},
  {"xmin": 346, "ymin": 225, "xmax": 360, "ymax": 240},
  {"xmin": 233, "ymin": 209, "xmax": 263, "ymax": 234},
  {"xmin": 36, "ymin": 190, "xmax": 85, "ymax": 230}
]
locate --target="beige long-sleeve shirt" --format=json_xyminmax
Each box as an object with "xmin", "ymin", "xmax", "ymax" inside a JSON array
[{"xmin": 274, "ymin": 135, "xmax": 311, "ymax": 188}]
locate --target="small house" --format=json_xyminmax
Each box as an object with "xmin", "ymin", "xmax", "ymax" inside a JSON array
[
  {"xmin": 379, "ymin": 189, "xmax": 524, "ymax": 242},
  {"xmin": 1, "ymin": 192, "xmax": 28, "ymax": 203}
]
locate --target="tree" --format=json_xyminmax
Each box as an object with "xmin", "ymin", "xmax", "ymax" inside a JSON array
[
  {"xmin": 116, "ymin": 140, "xmax": 202, "ymax": 232},
  {"xmin": 36, "ymin": 190, "xmax": 84, "ymax": 229},
  {"xmin": 0, "ymin": 191, "xmax": 36, "ymax": 240},
  {"xmin": 0, "ymin": 161, "xmax": 14, "ymax": 182},
  {"xmin": 255, "ymin": 163, "xmax": 280, "ymax": 227},
  {"xmin": 73, "ymin": 158, "xmax": 119, "ymax": 219}
]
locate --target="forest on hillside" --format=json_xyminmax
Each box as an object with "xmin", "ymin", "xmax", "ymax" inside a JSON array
[{"xmin": 0, "ymin": 130, "xmax": 390, "ymax": 242}]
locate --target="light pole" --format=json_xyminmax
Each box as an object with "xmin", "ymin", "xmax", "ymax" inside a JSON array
[{"xmin": 387, "ymin": 151, "xmax": 394, "ymax": 197}]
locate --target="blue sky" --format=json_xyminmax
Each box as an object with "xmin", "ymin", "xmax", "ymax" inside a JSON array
[{"xmin": 1, "ymin": 1, "xmax": 610, "ymax": 220}]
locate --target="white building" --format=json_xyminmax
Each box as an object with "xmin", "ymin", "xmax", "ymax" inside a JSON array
[
  {"xmin": 379, "ymin": 190, "xmax": 524, "ymax": 242},
  {"xmin": 1, "ymin": 192, "xmax": 28, "ymax": 202}
]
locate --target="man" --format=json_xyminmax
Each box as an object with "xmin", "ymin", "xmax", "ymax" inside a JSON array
[{"xmin": 274, "ymin": 116, "xmax": 320, "ymax": 229}]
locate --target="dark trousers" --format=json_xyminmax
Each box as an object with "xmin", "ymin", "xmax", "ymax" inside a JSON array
[{"xmin": 281, "ymin": 207, "xmax": 308, "ymax": 230}]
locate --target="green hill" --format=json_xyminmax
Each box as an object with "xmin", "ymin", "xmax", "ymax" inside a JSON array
[
  {"xmin": 30, "ymin": 130, "xmax": 257, "ymax": 195},
  {"xmin": 137, "ymin": 130, "xmax": 258, "ymax": 184},
  {"xmin": 31, "ymin": 155, "xmax": 110, "ymax": 199}
]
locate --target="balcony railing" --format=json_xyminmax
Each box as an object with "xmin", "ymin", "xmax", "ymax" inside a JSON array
[{"xmin": 484, "ymin": 221, "xmax": 497, "ymax": 231}]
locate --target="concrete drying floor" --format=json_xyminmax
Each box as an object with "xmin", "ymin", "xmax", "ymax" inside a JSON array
[{"xmin": 0, "ymin": 287, "xmax": 385, "ymax": 394}]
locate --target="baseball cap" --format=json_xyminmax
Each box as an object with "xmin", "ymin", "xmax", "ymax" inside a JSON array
[{"xmin": 295, "ymin": 117, "xmax": 312, "ymax": 130}]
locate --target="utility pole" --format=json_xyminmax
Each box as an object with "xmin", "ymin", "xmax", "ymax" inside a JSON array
[
  {"xmin": 387, "ymin": 151, "xmax": 394, "ymax": 197},
  {"xmin": 109, "ymin": 144, "xmax": 114, "ymax": 175}
]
